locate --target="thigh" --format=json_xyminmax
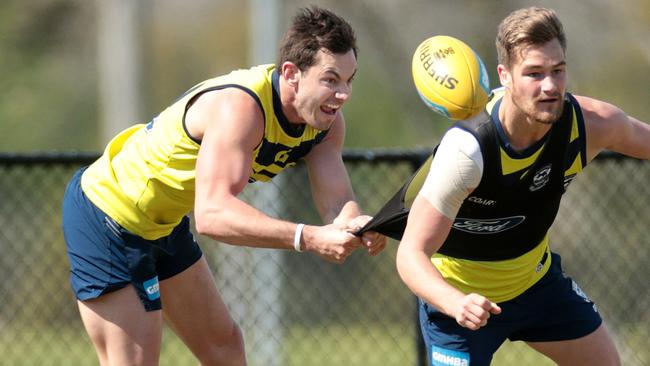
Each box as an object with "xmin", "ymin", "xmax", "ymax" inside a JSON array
[
  {"xmin": 62, "ymin": 168, "xmax": 118, "ymax": 301},
  {"xmin": 526, "ymin": 324, "xmax": 620, "ymax": 366},
  {"xmin": 154, "ymin": 216, "xmax": 203, "ymax": 282},
  {"xmin": 509, "ymin": 253, "xmax": 615, "ymax": 364},
  {"xmin": 160, "ymin": 256, "xmax": 246, "ymax": 365},
  {"xmin": 510, "ymin": 254, "xmax": 602, "ymax": 343},
  {"xmin": 419, "ymin": 299, "xmax": 509, "ymax": 366},
  {"xmin": 78, "ymin": 285, "xmax": 163, "ymax": 366},
  {"xmin": 62, "ymin": 170, "xmax": 163, "ymax": 312}
]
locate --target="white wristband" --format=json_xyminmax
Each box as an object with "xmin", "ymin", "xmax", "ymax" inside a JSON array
[{"xmin": 293, "ymin": 223, "xmax": 305, "ymax": 252}]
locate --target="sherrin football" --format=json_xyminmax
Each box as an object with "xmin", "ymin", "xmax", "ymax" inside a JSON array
[{"xmin": 412, "ymin": 35, "xmax": 490, "ymax": 120}]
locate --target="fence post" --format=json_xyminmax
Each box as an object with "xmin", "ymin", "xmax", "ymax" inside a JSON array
[{"xmin": 407, "ymin": 157, "xmax": 427, "ymax": 366}]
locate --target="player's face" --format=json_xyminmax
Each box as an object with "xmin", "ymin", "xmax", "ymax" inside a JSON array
[
  {"xmin": 294, "ymin": 49, "xmax": 357, "ymax": 130},
  {"xmin": 502, "ymin": 38, "xmax": 567, "ymax": 125}
]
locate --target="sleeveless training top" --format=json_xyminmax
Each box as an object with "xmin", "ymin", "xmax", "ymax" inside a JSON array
[
  {"xmin": 432, "ymin": 88, "xmax": 587, "ymax": 301},
  {"xmin": 82, "ymin": 64, "xmax": 327, "ymax": 240}
]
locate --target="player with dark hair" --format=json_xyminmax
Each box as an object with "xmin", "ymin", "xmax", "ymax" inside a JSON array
[{"xmin": 62, "ymin": 6, "xmax": 385, "ymax": 365}]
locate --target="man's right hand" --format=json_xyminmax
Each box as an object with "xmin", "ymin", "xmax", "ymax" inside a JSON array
[
  {"xmin": 302, "ymin": 224, "xmax": 363, "ymax": 263},
  {"xmin": 453, "ymin": 293, "xmax": 502, "ymax": 330}
]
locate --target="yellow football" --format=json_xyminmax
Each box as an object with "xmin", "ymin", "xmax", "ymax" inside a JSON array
[{"xmin": 412, "ymin": 35, "xmax": 490, "ymax": 120}]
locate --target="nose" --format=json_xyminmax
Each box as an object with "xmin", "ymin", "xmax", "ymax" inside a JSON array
[
  {"xmin": 541, "ymin": 75, "xmax": 559, "ymax": 95},
  {"xmin": 335, "ymin": 84, "xmax": 351, "ymax": 102}
]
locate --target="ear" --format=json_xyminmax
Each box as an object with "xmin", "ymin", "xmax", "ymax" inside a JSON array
[
  {"xmin": 281, "ymin": 62, "xmax": 300, "ymax": 88},
  {"xmin": 497, "ymin": 64, "xmax": 510, "ymax": 87}
]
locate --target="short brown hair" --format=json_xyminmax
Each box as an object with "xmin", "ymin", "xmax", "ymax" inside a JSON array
[
  {"xmin": 496, "ymin": 7, "xmax": 566, "ymax": 68},
  {"xmin": 277, "ymin": 6, "xmax": 357, "ymax": 71}
]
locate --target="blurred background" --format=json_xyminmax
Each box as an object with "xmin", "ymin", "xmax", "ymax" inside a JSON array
[
  {"xmin": 2, "ymin": 0, "xmax": 649, "ymax": 152},
  {"xmin": 0, "ymin": 0, "xmax": 648, "ymax": 365}
]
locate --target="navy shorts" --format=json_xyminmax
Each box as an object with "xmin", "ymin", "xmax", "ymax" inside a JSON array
[
  {"xmin": 419, "ymin": 253, "xmax": 602, "ymax": 366},
  {"xmin": 61, "ymin": 168, "xmax": 203, "ymax": 311}
]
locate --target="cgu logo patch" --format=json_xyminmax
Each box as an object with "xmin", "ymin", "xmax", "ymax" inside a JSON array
[
  {"xmin": 453, "ymin": 216, "xmax": 525, "ymax": 234},
  {"xmin": 143, "ymin": 277, "xmax": 160, "ymax": 300}
]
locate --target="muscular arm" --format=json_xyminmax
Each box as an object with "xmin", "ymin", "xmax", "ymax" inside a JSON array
[
  {"xmin": 396, "ymin": 196, "xmax": 463, "ymax": 313},
  {"xmin": 419, "ymin": 128, "xmax": 484, "ymax": 219},
  {"xmin": 577, "ymin": 95, "xmax": 650, "ymax": 162},
  {"xmin": 397, "ymin": 129, "xmax": 479, "ymax": 310},
  {"xmin": 304, "ymin": 114, "xmax": 387, "ymax": 255},
  {"xmin": 304, "ymin": 114, "xmax": 358, "ymax": 224},
  {"xmin": 188, "ymin": 88, "xmax": 361, "ymax": 262},
  {"xmin": 396, "ymin": 129, "xmax": 500, "ymax": 329},
  {"xmin": 191, "ymin": 88, "xmax": 298, "ymax": 249}
]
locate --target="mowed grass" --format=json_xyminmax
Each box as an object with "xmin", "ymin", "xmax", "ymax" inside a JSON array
[
  {"xmin": 0, "ymin": 325, "xmax": 196, "ymax": 366},
  {"xmin": 1, "ymin": 323, "xmax": 415, "ymax": 365},
  {"xmin": 1, "ymin": 323, "xmax": 646, "ymax": 365},
  {"xmin": 281, "ymin": 324, "xmax": 555, "ymax": 366}
]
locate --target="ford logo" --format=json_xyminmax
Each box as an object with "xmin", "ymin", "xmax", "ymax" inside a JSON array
[{"xmin": 452, "ymin": 215, "xmax": 526, "ymax": 234}]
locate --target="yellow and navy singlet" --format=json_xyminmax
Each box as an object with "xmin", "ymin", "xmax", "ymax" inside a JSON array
[
  {"xmin": 358, "ymin": 88, "xmax": 587, "ymax": 302},
  {"xmin": 81, "ymin": 64, "xmax": 327, "ymax": 240},
  {"xmin": 432, "ymin": 88, "xmax": 587, "ymax": 301}
]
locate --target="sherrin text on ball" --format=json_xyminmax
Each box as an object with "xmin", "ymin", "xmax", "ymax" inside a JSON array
[{"xmin": 412, "ymin": 35, "xmax": 490, "ymax": 120}]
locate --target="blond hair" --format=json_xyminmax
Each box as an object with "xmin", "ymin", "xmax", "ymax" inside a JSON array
[{"xmin": 496, "ymin": 7, "xmax": 566, "ymax": 68}]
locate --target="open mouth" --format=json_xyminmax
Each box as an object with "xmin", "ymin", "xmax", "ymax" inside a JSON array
[{"xmin": 321, "ymin": 103, "xmax": 340, "ymax": 116}]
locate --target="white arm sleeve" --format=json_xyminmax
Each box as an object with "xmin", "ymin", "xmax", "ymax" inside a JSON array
[{"xmin": 419, "ymin": 128, "xmax": 484, "ymax": 219}]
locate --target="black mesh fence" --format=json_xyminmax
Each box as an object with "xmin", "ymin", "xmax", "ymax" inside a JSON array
[{"xmin": 0, "ymin": 151, "xmax": 647, "ymax": 366}]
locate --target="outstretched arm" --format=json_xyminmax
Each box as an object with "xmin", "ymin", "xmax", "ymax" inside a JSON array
[
  {"xmin": 304, "ymin": 114, "xmax": 386, "ymax": 256},
  {"xmin": 304, "ymin": 116, "xmax": 357, "ymax": 223},
  {"xmin": 189, "ymin": 88, "xmax": 360, "ymax": 263},
  {"xmin": 397, "ymin": 193, "xmax": 501, "ymax": 331},
  {"xmin": 577, "ymin": 95, "xmax": 650, "ymax": 162},
  {"xmin": 396, "ymin": 128, "xmax": 501, "ymax": 330}
]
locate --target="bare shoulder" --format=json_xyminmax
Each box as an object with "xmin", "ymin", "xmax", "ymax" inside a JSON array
[
  {"xmin": 185, "ymin": 88, "xmax": 264, "ymax": 142},
  {"xmin": 192, "ymin": 87, "xmax": 266, "ymax": 200},
  {"xmin": 574, "ymin": 95, "xmax": 650, "ymax": 161},
  {"xmin": 574, "ymin": 95, "xmax": 625, "ymax": 124}
]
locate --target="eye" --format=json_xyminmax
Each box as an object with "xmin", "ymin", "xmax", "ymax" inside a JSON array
[{"xmin": 526, "ymin": 72, "xmax": 542, "ymax": 78}]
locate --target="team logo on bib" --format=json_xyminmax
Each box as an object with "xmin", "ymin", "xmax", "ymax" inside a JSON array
[{"xmin": 530, "ymin": 163, "xmax": 552, "ymax": 192}]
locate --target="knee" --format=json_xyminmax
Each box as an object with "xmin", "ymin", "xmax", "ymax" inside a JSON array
[
  {"xmin": 224, "ymin": 323, "xmax": 246, "ymax": 361},
  {"xmin": 198, "ymin": 322, "xmax": 246, "ymax": 366}
]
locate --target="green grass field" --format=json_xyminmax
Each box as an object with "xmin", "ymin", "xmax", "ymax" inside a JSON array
[
  {"xmin": 0, "ymin": 324, "xmax": 561, "ymax": 366},
  {"xmin": 1, "ymin": 323, "xmax": 645, "ymax": 365}
]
